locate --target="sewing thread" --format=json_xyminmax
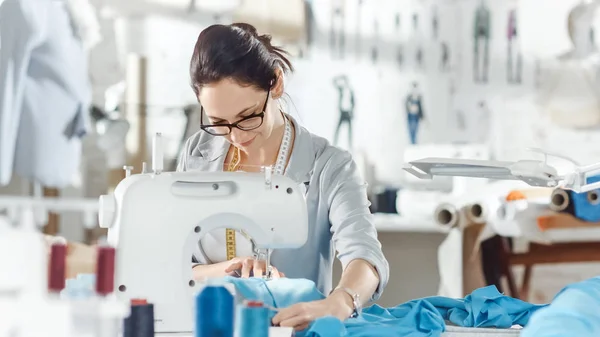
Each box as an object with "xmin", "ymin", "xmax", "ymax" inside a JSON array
[
  {"xmin": 236, "ymin": 301, "xmax": 270, "ymax": 337},
  {"xmin": 195, "ymin": 283, "xmax": 234, "ymax": 337},
  {"xmin": 123, "ymin": 299, "xmax": 154, "ymax": 337}
]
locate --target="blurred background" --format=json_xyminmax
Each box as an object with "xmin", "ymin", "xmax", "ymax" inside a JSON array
[{"xmin": 2, "ymin": 0, "xmax": 600, "ymax": 307}]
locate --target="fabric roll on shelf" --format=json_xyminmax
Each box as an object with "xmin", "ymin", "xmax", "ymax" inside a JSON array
[
  {"xmin": 433, "ymin": 201, "xmax": 469, "ymax": 228},
  {"xmin": 549, "ymin": 175, "xmax": 600, "ymax": 222}
]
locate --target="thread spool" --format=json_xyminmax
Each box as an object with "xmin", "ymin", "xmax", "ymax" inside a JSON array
[
  {"xmin": 236, "ymin": 301, "xmax": 270, "ymax": 337},
  {"xmin": 48, "ymin": 243, "xmax": 67, "ymax": 293},
  {"xmin": 550, "ymin": 188, "xmax": 572, "ymax": 213},
  {"xmin": 195, "ymin": 283, "xmax": 234, "ymax": 337},
  {"xmin": 433, "ymin": 203, "xmax": 460, "ymax": 227},
  {"xmin": 96, "ymin": 246, "xmax": 116, "ymax": 296},
  {"xmin": 124, "ymin": 299, "xmax": 154, "ymax": 337}
]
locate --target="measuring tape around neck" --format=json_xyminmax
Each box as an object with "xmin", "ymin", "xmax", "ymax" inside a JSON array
[{"xmin": 225, "ymin": 114, "xmax": 293, "ymax": 261}]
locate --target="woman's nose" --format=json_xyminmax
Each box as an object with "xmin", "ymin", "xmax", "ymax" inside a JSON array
[{"xmin": 229, "ymin": 128, "xmax": 244, "ymax": 143}]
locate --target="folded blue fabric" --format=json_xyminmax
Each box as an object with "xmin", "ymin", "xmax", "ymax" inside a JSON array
[
  {"xmin": 223, "ymin": 277, "xmax": 547, "ymax": 337},
  {"xmin": 521, "ymin": 276, "xmax": 600, "ymax": 337}
]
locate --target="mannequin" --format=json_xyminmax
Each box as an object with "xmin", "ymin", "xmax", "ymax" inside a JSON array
[
  {"xmin": 332, "ymin": 75, "xmax": 355, "ymax": 149},
  {"xmin": 536, "ymin": 0, "xmax": 600, "ymax": 129},
  {"xmin": 0, "ymin": 0, "xmax": 99, "ymax": 187},
  {"xmin": 405, "ymin": 82, "xmax": 425, "ymax": 145},
  {"xmin": 440, "ymin": 42, "xmax": 450, "ymax": 71},
  {"xmin": 395, "ymin": 12, "xmax": 403, "ymax": 68},
  {"xmin": 330, "ymin": 0, "xmax": 345, "ymax": 59},
  {"xmin": 432, "ymin": 5, "xmax": 439, "ymax": 40},
  {"xmin": 416, "ymin": 47, "xmax": 424, "ymax": 69},
  {"xmin": 473, "ymin": 0, "xmax": 491, "ymax": 83},
  {"xmin": 507, "ymin": 8, "xmax": 522, "ymax": 84},
  {"xmin": 355, "ymin": 0, "xmax": 364, "ymax": 59},
  {"xmin": 371, "ymin": 20, "xmax": 379, "ymax": 64},
  {"xmin": 412, "ymin": 12, "xmax": 419, "ymax": 32}
]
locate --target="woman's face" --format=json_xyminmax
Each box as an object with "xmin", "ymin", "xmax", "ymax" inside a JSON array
[{"xmin": 199, "ymin": 78, "xmax": 278, "ymax": 152}]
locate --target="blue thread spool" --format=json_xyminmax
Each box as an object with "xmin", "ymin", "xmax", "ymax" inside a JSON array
[
  {"xmin": 124, "ymin": 299, "xmax": 154, "ymax": 337},
  {"xmin": 195, "ymin": 282, "xmax": 234, "ymax": 337},
  {"xmin": 236, "ymin": 301, "xmax": 270, "ymax": 337}
]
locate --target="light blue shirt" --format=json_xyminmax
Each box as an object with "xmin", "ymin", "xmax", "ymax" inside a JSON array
[
  {"xmin": 176, "ymin": 113, "xmax": 389, "ymax": 299},
  {"xmin": 0, "ymin": 0, "xmax": 90, "ymax": 187}
]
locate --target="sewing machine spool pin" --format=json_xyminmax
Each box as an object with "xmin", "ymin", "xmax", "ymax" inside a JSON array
[
  {"xmin": 152, "ymin": 132, "xmax": 163, "ymax": 175},
  {"xmin": 263, "ymin": 166, "xmax": 273, "ymax": 190},
  {"xmin": 123, "ymin": 166, "xmax": 133, "ymax": 178}
]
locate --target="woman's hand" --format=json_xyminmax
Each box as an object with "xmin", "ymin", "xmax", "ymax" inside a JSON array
[
  {"xmin": 224, "ymin": 256, "xmax": 285, "ymax": 278},
  {"xmin": 271, "ymin": 291, "xmax": 354, "ymax": 331}
]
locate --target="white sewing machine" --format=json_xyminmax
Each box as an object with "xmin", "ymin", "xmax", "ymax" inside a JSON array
[{"xmin": 98, "ymin": 134, "xmax": 309, "ymax": 334}]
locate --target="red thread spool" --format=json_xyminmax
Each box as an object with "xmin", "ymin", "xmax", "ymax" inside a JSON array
[
  {"xmin": 48, "ymin": 243, "xmax": 67, "ymax": 292},
  {"xmin": 96, "ymin": 246, "xmax": 116, "ymax": 296},
  {"xmin": 131, "ymin": 298, "xmax": 148, "ymax": 306},
  {"xmin": 246, "ymin": 301, "xmax": 264, "ymax": 307}
]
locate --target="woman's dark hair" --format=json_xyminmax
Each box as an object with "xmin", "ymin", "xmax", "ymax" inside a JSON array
[{"xmin": 189, "ymin": 23, "xmax": 294, "ymax": 97}]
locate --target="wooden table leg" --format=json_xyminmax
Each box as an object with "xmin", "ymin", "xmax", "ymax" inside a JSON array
[
  {"xmin": 499, "ymin": 237, "xmax": 519, "ymax": 298},
  {"xmin": 520, "ymin": 264, "xmax": 533, "ymax": 301},
  {"xmin": 43, "ymin": 187, "xmax": 60, "ymax": 235}
]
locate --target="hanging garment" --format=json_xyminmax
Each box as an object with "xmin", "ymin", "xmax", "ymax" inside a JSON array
[
  {"xmin": 0, "ymin": 0, "xmax": 91, "ymax": 187},
  {"xmin": 521, "ymin": 276, "xmax": 600, "ymax": 337},
  {"xmin": 224, "ymin": 277, "xmax": 547, "ymax": 337}
]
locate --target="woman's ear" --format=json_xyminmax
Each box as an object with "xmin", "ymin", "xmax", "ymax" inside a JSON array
[{"xmin": 271, "ymin": 68, "xmax": 285, "ymax": 99}]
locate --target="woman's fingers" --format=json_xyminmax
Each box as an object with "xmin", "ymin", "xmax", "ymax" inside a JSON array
[
  {"xmin": 253, "ymin": 259, "xmax": 265, "ymax": 277},
  {"xmin": 224, "ymin": 262, "xmax": 243, "ymax": 273},
  {"xmin": 270, "ymin": 266, "xmax": 285, "ymax": 279},
  {"xmin": 224, "ymin": 256, "xmax": 284, "ymax": 279},
  {"xmin": 241, "ymin": 257, "xmax": 253, "ymax": 278}
]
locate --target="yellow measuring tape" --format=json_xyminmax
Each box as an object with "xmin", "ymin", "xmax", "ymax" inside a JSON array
[{"xmin": 225, "ymin": 147, "xmax": 242, "ymax": 261}]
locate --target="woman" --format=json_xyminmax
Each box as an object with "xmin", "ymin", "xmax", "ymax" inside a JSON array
[{"xmin": 180, "ymin": 23, "xmax": 389, "ymax": 329}]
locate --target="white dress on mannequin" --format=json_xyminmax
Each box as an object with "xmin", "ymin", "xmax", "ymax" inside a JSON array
[{"xmin": 536, "ymin": 1, "xmax": 600, "ymax": 129}]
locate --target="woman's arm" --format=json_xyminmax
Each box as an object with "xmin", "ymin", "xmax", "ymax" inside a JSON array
[
  {"xmin": 329, "ymin": 259, "xmax": 379, "ymax": 311},
  {"xmin": 322, "ymin": 151, "xmax": 390, "ymax": 305}
]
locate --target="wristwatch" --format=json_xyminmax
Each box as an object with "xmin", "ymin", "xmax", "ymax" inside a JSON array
[{"xmin": 331, "ymin": 287, "xmax": 362, "ymax": 318}]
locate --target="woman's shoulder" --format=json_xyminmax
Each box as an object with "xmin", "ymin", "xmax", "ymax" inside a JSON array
[{"xmin": 296, "ymin": 126, "xmax": 356, "ymax": 179}]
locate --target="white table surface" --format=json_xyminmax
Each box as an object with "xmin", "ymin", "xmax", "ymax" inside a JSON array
[{"xmin": 157, "ymin": 327, "xmax": 293, "ymax": 337}]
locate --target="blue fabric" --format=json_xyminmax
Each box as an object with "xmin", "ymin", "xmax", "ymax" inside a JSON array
[
  {"xmin": 223, "ymin": 277, "xmax": 547, "ymax": 337},
  {"xmin": 521, "ymin": 276, "xmax": 600, "ymax": 337}
]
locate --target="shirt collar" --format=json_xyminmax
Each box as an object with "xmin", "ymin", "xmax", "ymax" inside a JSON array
[{"xmin": 191, "ymin": 113, "xmax": 315, "ymax": 183}]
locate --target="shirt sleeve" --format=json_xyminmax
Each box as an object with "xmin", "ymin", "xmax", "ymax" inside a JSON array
[{"xmin": 322, "ymin": 150, "xmax": 390, "ymax": 301}]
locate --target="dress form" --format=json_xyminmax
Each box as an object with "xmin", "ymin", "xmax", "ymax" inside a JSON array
[{"xmin": 537, "ymin": 0, "xmax": 600, "ymax": 129}]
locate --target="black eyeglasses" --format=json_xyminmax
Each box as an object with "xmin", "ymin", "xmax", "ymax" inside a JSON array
[{"xmin": 200, "ymin": 91, "xmax": 270, "ymax": 136}]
